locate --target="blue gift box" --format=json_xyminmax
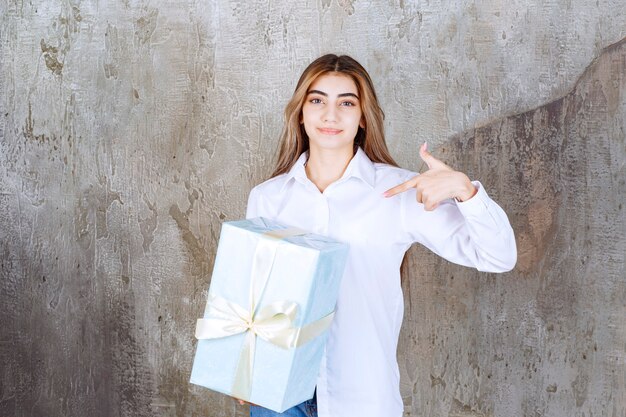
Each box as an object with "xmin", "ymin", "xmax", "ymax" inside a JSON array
[{"xmin": 190, "ymin": 217, "xmax": 349, "ymax": 412}]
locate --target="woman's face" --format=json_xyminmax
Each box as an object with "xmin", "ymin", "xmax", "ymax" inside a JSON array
[{"xmin": 301, "ymin": 72, "xmax": 364, "ymax": 154}]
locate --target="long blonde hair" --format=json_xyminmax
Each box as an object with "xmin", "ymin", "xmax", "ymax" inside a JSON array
[{"xmin": 271, "ymin": 54, "xmax": 398, "ymax": 177}]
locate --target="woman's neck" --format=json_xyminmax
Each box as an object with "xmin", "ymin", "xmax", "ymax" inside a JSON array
[{"xmin": 305, "ymin": 147, "xmax": 354, "ymax": 193}]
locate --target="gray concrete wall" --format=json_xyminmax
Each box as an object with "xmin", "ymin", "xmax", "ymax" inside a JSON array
[{"xmin": 0, "ymin": 1, "xmax": 624, "ymax": 416}]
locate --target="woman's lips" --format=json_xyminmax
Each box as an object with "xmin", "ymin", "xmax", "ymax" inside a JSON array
[{"xmin": 318, "ymin": 128, "xmax": 342, "ymax": 135}]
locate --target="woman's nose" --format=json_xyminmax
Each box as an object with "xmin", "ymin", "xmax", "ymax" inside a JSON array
[{"xmin": 322, "ymin": 106, "xmax": 337, "ymax": 122}]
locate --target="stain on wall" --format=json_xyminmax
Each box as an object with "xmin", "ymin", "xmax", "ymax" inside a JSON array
[
  {"xmin": 0, "ymin": 1, "xmax": 624, "ymax": 416},
  {"xmin": 399, "ymin": 38, "xmax": 625, "ymax": 417}
]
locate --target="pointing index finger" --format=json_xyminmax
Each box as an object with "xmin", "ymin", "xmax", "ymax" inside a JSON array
[{"xmin": 383, "ymin": 176, "xmax": 417, "ymax": 198}]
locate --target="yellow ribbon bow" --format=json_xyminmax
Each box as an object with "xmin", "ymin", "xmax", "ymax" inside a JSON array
[{"xmin": 195, "ymin": 227, "xmax": 335, "ymax": 400}]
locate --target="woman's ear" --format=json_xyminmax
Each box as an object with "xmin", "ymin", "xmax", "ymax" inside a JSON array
[{"xmin": 359, "ymin": 118, "xmax": 365, "ymax": 129}]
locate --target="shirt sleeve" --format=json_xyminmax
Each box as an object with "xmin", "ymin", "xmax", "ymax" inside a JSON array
[{"xmin": 400, "ymin": 179, "xmax": 517, "ymax": 273}]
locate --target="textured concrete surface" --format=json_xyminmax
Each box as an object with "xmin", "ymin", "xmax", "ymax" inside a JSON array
[
  {"xmin": 0, "ymin": 1, "xmax": 624, "ymax": 416},
  {"xmin": 398, "ymin": 38, "xmax": 625, "ymax": 417}
]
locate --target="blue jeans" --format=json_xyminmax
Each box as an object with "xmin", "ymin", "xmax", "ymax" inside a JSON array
[{"xmin": 250, "ymin": 389, "xmax": 317, "ymax": 417}]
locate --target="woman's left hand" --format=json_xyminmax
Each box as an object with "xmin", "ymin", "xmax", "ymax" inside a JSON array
[{"xmin": 383, "ymin": 143, "xmax": 477, "ymax": 211}]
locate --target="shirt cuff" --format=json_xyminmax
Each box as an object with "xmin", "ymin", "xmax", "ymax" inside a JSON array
[{"xmin": 454, "ymin": 181, "xmax": 492, "ymax": 218}]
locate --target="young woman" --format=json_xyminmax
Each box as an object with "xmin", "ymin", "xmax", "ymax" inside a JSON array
[{"xmin": 244, "ymin": 54, "xmax": 517, "ymax": 417}]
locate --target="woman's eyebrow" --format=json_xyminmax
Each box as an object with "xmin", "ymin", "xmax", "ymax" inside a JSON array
[{"xmin": 307, "ymin": 89, "xmax": 360, "ymax": 99}]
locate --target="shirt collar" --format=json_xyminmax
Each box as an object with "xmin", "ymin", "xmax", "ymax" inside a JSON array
[{"xmin": 281, "ymin": 147, "xmax": 376, "ymax": 191}]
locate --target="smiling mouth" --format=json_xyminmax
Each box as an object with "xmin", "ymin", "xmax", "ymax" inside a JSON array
[{"xmin": 318, "ymin": 128, "xmax": 343, "ymax": 135}]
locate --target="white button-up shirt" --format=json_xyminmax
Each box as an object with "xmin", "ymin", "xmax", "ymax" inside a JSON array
[{"xmin": 246, "ymin": 147, "xmax": 517, "ymax": 417}]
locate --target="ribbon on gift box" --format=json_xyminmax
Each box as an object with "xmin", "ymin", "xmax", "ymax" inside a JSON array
[{"xmin": 195, "ymin": 227, "xmax": 335, "ymax": 400}]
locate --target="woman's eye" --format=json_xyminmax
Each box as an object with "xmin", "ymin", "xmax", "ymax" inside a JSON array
[
  {"xmin": 341, "ymin": 101, "xmax": 356, "ymax": 107},
  {"xmin": 310, "ymin": 98, "xmax": 322, "ymax": 104}
]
